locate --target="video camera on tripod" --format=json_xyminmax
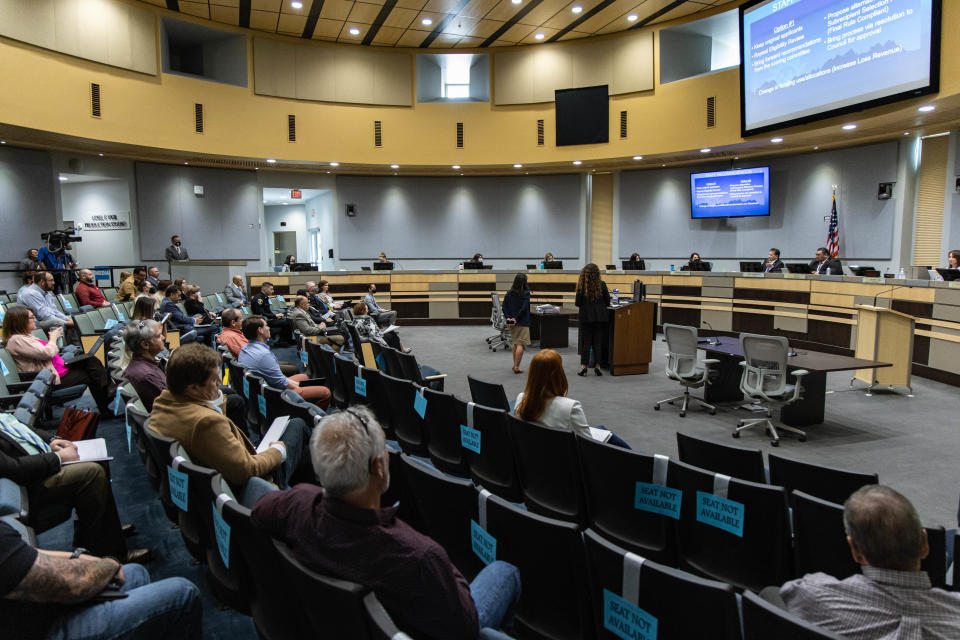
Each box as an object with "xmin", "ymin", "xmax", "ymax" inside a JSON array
[{"xmin": 41, "ymin": 227, "xmax": 82, "ymax": 253}]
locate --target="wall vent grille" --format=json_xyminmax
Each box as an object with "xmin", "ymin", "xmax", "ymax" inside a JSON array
[
  {"xmin": 706, "ymin": 96, "xmax": 716, "ymax": 128},
  {"xmin": 619, "ymin": 111, "xmax": 627, "ymax": 138},
  {"xmin": 374, "ymin": 120, "xmax": 382, "ymax": 147},
  {"xmin": 287, "ymin": 114, "xmax": 296, "ymax": 142},
  {"xmin": 91, "ymin": 83, "xmax": 101, "ymax": 118},
  {"xmin": 537, "ymin": 119, "xmax": 544, "ymax": 146},
  {"xmin": 456, "ymin": 122, "xmax": 464, "ymax": 148},
  {"xmin": 195, "ymin": 103, "xmax": 204, "ymax": 133}
]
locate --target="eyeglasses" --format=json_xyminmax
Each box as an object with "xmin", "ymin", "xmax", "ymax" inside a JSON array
[{"xmin": 344, "ymin": 408, "xmax": 369, "ymax": 432}]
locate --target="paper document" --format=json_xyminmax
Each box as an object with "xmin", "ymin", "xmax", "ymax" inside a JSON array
[
  {"xmin": 381, "ymin": 324, "xmax": 399, "ymax": 334},
  {"xmin": 62, "ymin": 438, "xmax": 112, "ymax": 465},
  {"xmin": 257, "ymin": 416, "xmax": 290, "ymax": 453},
  {"xmin": 589, "ymin": 427, "xmax": 613, "ymax": 443}
]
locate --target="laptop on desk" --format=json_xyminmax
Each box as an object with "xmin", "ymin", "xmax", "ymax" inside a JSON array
[{"xmin": 936, "ymin": 268, "xmax": 960, "ymax": 281}]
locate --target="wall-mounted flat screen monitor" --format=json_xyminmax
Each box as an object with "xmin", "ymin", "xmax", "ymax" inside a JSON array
[
  {"xmin": 555, "ymin": 85, "xmax": 609, "ymax": 146},
  {"xmin": 690, "ymin": 167, "xmax": 770, "ymax": 219},
  {"xmin": 740, "ymin": 0, "xmax": 941, "ymax": 136}
]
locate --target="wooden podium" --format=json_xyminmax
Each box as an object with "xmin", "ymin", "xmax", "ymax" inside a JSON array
[
  {"xmin": 607, "ymin": 301, "xmax": 654, "ymax": 375},
  {"xmin": 854, "ymin": 305, "xmax": 914, "ymax": 392}
]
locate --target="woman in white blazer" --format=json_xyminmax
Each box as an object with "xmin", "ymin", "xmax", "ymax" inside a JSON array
[{"xmin": 514, "ymin": 349, "xmax": 630, "ymax": 448}]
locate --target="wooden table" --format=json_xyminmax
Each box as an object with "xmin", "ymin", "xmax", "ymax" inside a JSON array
[
  {"xmin": 698, "ymin": 336, "xmax": 891, "ymax": 426},
  {"xmin": 530, "ymin": 307, "xmax": 577, "ymax": 348}
]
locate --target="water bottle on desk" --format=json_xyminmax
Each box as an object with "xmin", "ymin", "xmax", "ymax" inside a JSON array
[
  {"xmin": 612, "ymin": 288, "xmax": 619, "ymax": 305},
  {"xmin": 898, "ymin": 267, "xmax": 905, "ymax": 279}
]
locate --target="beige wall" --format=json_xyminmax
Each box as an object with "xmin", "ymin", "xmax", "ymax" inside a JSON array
[{"xmin": 589, "ymin": 172, "xmax": 614, "ymax": 267}]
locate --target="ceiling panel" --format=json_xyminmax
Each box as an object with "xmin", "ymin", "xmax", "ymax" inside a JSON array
[{"xmin": 137, "ymin": 0, "xmax": 719, "ymax": 47}]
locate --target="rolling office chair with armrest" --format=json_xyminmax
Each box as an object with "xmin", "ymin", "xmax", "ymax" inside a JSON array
[
  {"xmin": 486, "ymin": 292, "xmax": 511, "ymax": 352},
  {"xmin": 654, "ymin": 324, "xmax": 718, "ymax": 417},
  {"xmin": 733, "ymin": 333, "xmax": 808, "ymax": 446}
]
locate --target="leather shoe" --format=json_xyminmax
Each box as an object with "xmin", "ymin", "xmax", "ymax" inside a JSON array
[
  {"xmin": 125, "ymin": 548, "xmax": 153, "ymax": 564},
  {"xmin": 121, "ymin": 524, "xmax": 137, "ymax": 537}
]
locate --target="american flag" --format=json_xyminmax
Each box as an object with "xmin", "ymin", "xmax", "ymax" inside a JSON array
[{"xmin": 826, "ymin": 192, "xmax": 840, "ymax": 258}]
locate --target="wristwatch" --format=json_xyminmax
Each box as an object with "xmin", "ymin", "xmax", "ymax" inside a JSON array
[{"xmin": 69, "ymin": 547, "xmax": 89, "ymax": 559}]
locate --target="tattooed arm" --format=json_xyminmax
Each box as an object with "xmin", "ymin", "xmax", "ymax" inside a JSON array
[{"xmin": 5, "ymin": 551, "xmax": 121, "ymax": 604}]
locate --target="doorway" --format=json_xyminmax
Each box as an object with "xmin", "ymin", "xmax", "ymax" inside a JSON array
[{"xmin": 273, "ymin": 231, "xmax": 297, "ymax": 268}]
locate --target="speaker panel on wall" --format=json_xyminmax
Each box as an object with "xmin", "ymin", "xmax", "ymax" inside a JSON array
[{"xmin": 345, "ymin": 204, "xmax": 357, "ymax": 217}]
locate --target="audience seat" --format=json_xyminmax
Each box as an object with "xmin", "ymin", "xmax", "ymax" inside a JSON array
[
  {"xmin": 667, "ymin": 459, "xmax": 793, "ymax": 591},
  {"xmin": 333, "ymin": 351, "xmax": 359, "ymax": 408},
  {"xmin": 363, "ymin": 592, "xmax": 412, "ymax": 640},
  {"xmin": 676, "ymin": 432, "xmax": 766, "ymax": 484},
  {"xmin": 381, "ymin": 373, "xmax": 429, "ymax": 457},
  {"xmin": 790, "ymin": 490, "xmax": 859, "ymax": 580},
  {"xmin": 463, "ymin": 403, "xmax": 523, "ymax": 503},
  {"xmin": 506, "ymin": 413, "xmax": 587, "ymax": 525},
  {"xmin": 481, "ymin": 488, "xmax": 591, "ymax": 640},
  {"xmin": 583, "ymin": 528, "xmax": 740, "ymax": 640},
  {"xmin": 242, "ymin": 371, "xmax": 267, "ymax": 436},
  {"xmin": 466, "ymin": 375, "xmax": 511, "ymax": 411},
  {"xmin": 400, "ymin": 454, "xmax": 482, "ymax": 580},
  {"xmin": 395, "ymin": 350, "xmax": 445, "ymax": 391},
  {"xmin": 169, "ymin": 443, "xmax": 216, "ymax": 563},
  {"xmin": 577, "ymin": 435, "xmax": 677, "ymax": 565},
  {"xmin": 768, "ymin": 453, "xmax": 878, "ymax": 505},
  {"xmin": 379, "ymin": 346, "xmax": 404, "ymax": 379},
  {"xmin": 274, "ymin": 539, "xmax": 374, "ymax": 639},
  {"xmin": 422, "ymin": 389, "xmax": 471, "ymax": 477},
  {"xmin": 142, "ymin": 418, "xmax": 180, "ymax": 525},
  {"xmin": 353, "ymin": 367, "xmax": 393, "ymax": 441},
  {"xmin": 741, "ymin": 590, "xmax": 846, "ymax": 639}
]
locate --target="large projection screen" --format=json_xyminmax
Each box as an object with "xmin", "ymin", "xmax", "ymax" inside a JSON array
[{"xmin": 740, "ymin": 0, "xmax": 941, "ymax": 136}]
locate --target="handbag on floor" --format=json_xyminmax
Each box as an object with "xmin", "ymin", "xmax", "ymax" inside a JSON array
[{"xmin": 57, "ymin": 407, "xmax": 100, "ymax": 441}]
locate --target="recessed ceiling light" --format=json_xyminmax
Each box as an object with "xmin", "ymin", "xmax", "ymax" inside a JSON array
[
  {"xmin": 329, "ymin": 161, "xmax": 339, "ymax": 167},
  {"xmin": 291, "ymin": 1, "xmax": 303, "ymax": 8},
  {"xmin": 59, "ymin": 176, "xmax": 68, "ymax": 181},
  {"xmin": 513, "ymin": 163, "xmax": 522, "ymax": 168},
  {"xmin": 282, "ymin": 202, "xmax": 289, "ymax": 205},
  {"xmin": 918, "ymin": 105, "xmax": 935, "ymax": 112},
  {"xmin": 534, "ymin": 33, "xmax": 545, "ymax": 40},
  {"xmin": 349, "ymin": 27, "xmax": 360, "ymax": 35},
  {"xmin": 813, "ymin": 146, "xmax": 819, "ymax": 150},
  {"xmin": 421, "ymin": 17, "xmax": 432, "ymax": 25},
  {"xmin": 700, "ymin": 148, "xmax": 711, "ymax": 153},
  {"xmin": 842, "ymin": 123, "xmax": 857, "ymax": 130},
  {"xmin": 184, "ymin": 162, "xmax": 189, "ymax": 165},
  {"xmin": 571, "ymin": 5, "xmax": 582, "ymax": 13},
  {"xmin": 511, "ymin": 0, "xmax": 521, "ymax": 4},
  {"xmin": 452, "ymin": 164, "xmax": 460, "ymax": 169},
  {"xmin": 661, "ymin": 163, "xmax": 666, "ymax": 167},
  {"xmin": 770, "ymin": 137, "xmax": 783, "ymax": 143},
  {"xmin": 390, "ymin": 164, "xmax": 399, "ymax": 169},
  {"xmin": 632, "ymin": 155, "xmax": 642, "ymax": 160},
  {"xmin": 98, "ymin": 152, "xmax": 104, "ymax": 156},
  {"xmin": 0, "ymin": 141, "xmax": 5, "ymax": 144},
  {"xmin": 627, "ymin": 14, "xmax": 638, "ymax": 22},
  {"xmin": 733, "ymin": 156, "xmax": 739, "ymax": 160},
  {"xmin": 572, "ymin": 160, "xmax": 582, "ymax": 165},
  {"xmin": 266, "ymin": 158, "xmax": 277, "ymax": 163}
]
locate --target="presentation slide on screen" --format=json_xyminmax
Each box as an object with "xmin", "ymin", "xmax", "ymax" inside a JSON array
[
  {"xmin": 742, "ymin": 0, "xmax": 934, "ymax": 132},
  {"xmin": 690, "ymin": 168, "xmax": 770, "ymax": 219}
]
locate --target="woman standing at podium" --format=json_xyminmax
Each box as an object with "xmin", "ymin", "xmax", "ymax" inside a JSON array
[
  {"xmin": 575, "ymin": 263, "xmax": 610, "ymax": 376},
  {"xmin": 502, "ymin": 273, "xmax": 531, "ymax": 374}
]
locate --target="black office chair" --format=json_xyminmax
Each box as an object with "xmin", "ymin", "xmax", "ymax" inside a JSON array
[
  {"xmin": 676, "ymin": 432, "xmax": 766, "ymax": 484},
  {"xmin": 577, "ymin": 434, "xmax": 677, "ymax": 564},
  {"xmin": 213, "ymin": 475, "xmax": 304, "ymax": 640},
  {"xmin": 741, "ymin": 590, "xmax": 846, "ymax": 640},
  {"xmin": 482, "ymin": 489, "xmax": 591, "ymax": 640},
  {"xmin": 790, "ymin": 489, "xmax": 859, "ymax": 580},
  {"xmin": 422, "ymin": 389, "xmax": 471, "ymax": 477},
  {"xmin": 668, "ymin": 459, "xmax": 793, "ymax": 591},
  {"xmin": 583, "ymin": 529, "xmax": 740, "ymax": 640},
  {"xmin": 400, "ymin": 454, "xmax": 481, "ymax": 580},
  {"xmin": 506, "ymin": 413, "xmax": 587, "ymax": 525},
  {"xmin": 463, "ymin": 404, "xmax": 523, "ymax": 503},
  {"xmin": 769, "ymin": 453, "xmax": 877, "ymax": 505},
  {"xmin": 467, "ymin": 375, "xmax": 511, "ymax": 411},
  {"xmin": 381, "ymin": 373, "xmax": 429, "ymax": 456},
  {"xmin": 274, "ymin": 539, "xmax": 373, "ymax": 638}
]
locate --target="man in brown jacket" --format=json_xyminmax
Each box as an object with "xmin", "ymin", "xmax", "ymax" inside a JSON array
[{"xmin": 148, "ymin": 343, "xmax": 314, "ymax": 488}]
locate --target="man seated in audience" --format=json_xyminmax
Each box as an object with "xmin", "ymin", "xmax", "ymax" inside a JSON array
[
  {"xmin": 238, "ymin": 316, "xmax": 331, "ymax": 409},
  {"xmin": 17, "ymin": 271, "xmax": 75, "ymax": 332},
  {"xmin": 363, "ymin": 283, "xmax": 397, "ymax": 327},
  {"xmin": 251, "ymin": 281, "xmax": 293, "ymax": 345},
  {"xmin": 74, "ymin": 269, "xmax": 111, "ymax": 309},
  {"xmin": 146, "ymin": 266, "xmax": 161, "ymax": 290},
  {"xmin": 217, "ymin": 309, "xmax": 299, "ymax": 377},
  {"xmin": 0, "ymin": 520, "xmax": 201, "ymax": 640},
  {"xmin": 159, "ymin": 285, "xmax": 218, "ymax": 349},
  {"xmin": 223, "ymin": 275, "xmax": 247, "ymax": 308},
  {"xmin": 304, "ymin": 281, "xmax": 336, "ymax": 321},
  {"xmin": 150, "ymin": 343, "xmax": 314, "ymax": 488},
  {"xmin": 116, "ymin": 267, "xmax": 147, "ymax": 301},
  {"xmin": 288, "ymin": 295, "xmax": 345, "ymax": 351},
  {"xmin": 252, "ymin": 407, "xmax": 520, "ymax": 640},
  {"xmin": 18, "ymin": 248, "xmax": 42, "ymax": 273},
  {"xmin": 781, "ymin": 485, "xmax": 960, "ymax": 638},
  {"xmin": 809, "ymin": 247, "xmax": 843, "ymax": 275},
  {"xmin": 0, "ymin": 413, "xmax": 151, "ymax": 563}
]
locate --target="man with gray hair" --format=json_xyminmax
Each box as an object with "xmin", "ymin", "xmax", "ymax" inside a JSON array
[
  {"xmin": 251, "ymin": 407, "xmax": 521, "ymax": 640},
  {"xmin": 781, "ymin": 485, "xmax": 960, "ymax": 638},
  {"xmin": 122, "ymin": 319, "xmax": 167, "ymax": 411}
]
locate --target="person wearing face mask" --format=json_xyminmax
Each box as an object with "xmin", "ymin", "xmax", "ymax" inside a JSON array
[
  {"xmin": 74, "ymin": 268, "xmax": 112, "ymax": 309},
  {"xmin": 149, "ymin": 343, "xmax": 314, "ymax": 489},
  {"xmin": 362, "ymin": 283, "xmax": 397, "ymax": 328},
  {"xmin": 165, "ymin": 235, "xmax": 189, "ymax": 262}
]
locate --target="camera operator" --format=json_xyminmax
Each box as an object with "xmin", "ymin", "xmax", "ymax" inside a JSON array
[{"xmin": 38, "ymin": 229, "xmax": 80, "ymax": 294}]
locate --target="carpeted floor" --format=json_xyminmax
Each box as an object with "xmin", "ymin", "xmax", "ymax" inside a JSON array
[{"xmin": 35, "ymin": 326, "xmax": 959, "ymax": 638}]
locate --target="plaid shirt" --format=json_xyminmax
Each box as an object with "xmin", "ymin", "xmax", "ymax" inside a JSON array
[{"xmin": 781, "ymin": 567, "xmax": 960, "ymax": 640}]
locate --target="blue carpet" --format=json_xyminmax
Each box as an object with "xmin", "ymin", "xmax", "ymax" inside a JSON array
[{"xmin": 37, "ymin": 397, "xmax": 258, "ymax": 639}]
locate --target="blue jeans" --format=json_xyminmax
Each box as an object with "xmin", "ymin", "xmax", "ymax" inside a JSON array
[
  {"xmin": 48, "ymin": 564, "xmax": 201, "ymax": 640},
  {"xmin": 470, "ymin": 560, "xmax": 521, "ymax": 637},
  {"xmin": 594, "ymin": 425, "xmax": 632, "ymax": 450},
  {"xmin": 277, "ymin": 417, "xmax": 315, "ymax": 488}
]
